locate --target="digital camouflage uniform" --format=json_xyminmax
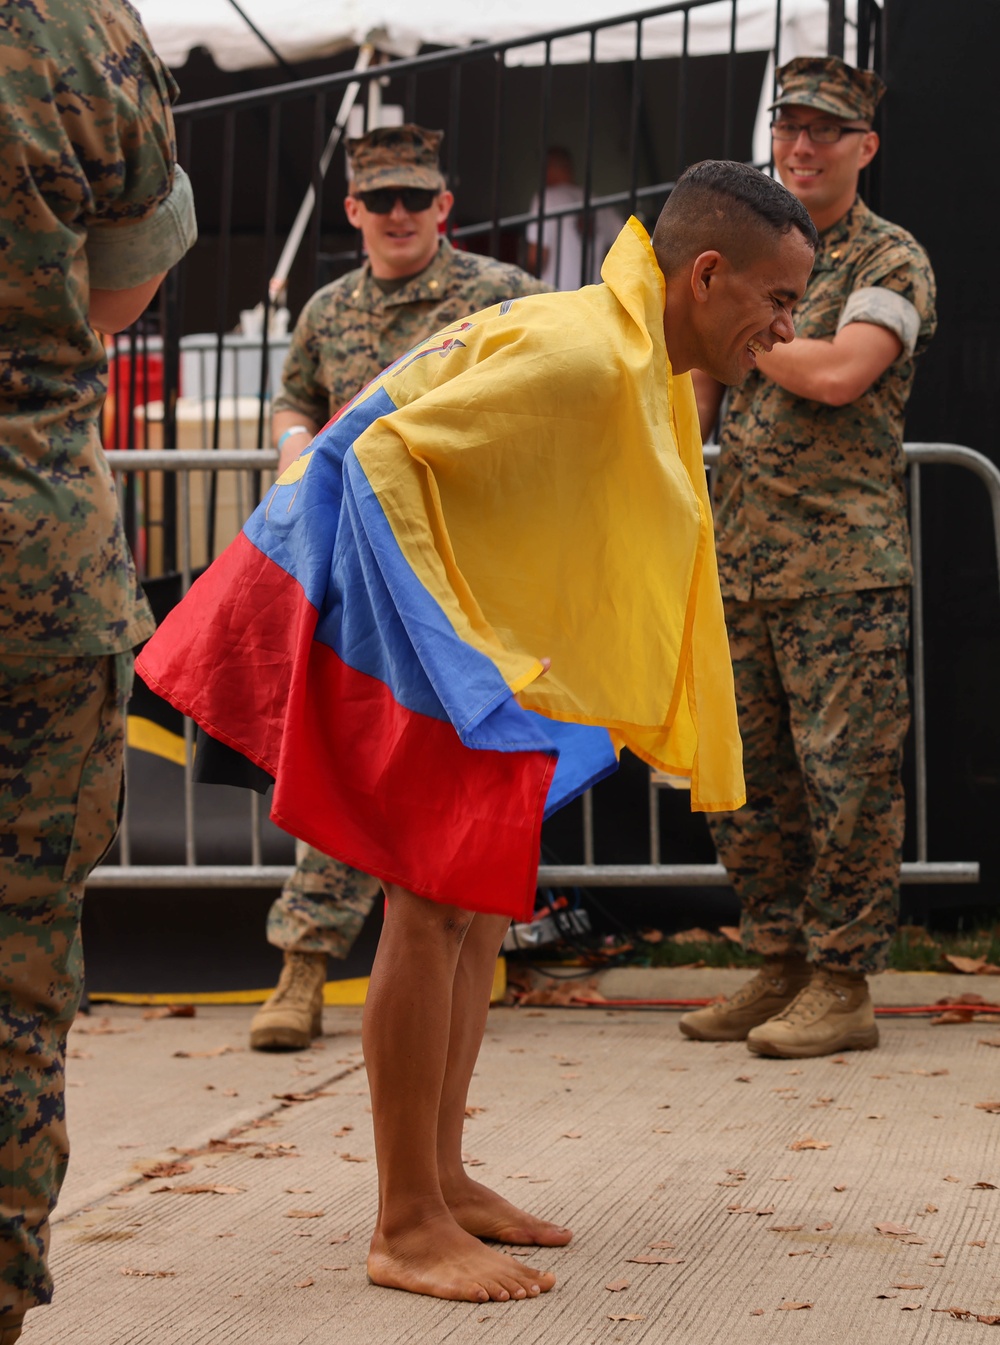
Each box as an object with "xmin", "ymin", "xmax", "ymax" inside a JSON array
[
  {"xmin": 709, "ymin": 193, "xmax": 937, "ymax": 973},
  {"xmin": 270, "ymin": 237, "xmax": 550, "ymax": 955},
  {"xmin": 0, "ymin": 1, "xmax": 195, "ymax": 1327}
]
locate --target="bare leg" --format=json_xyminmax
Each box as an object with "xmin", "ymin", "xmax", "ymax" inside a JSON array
[
  {"xmin": 436, "ymin": 912, "xmax": 573, "ymax": 1247},
  {"xmin": 363, "ymin": 885, "xmax": 557, "ymax": 1302}
]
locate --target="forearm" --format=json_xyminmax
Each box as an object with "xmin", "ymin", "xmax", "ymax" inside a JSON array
[
  {"xmin": 272, "ymin": 409, "xmax": 319, "ymax": 473},
  {"xmin": 755, "ymin": 324, "xmax": 902, "ymax": 407}
]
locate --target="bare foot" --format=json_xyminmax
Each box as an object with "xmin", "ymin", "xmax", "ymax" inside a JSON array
[
  {"xmin": 444, "ymin": 1174, "xmax": 573, "ymax": 1246},
  {"xmin": 368, "ymin": 1212, "xmax": 556, "ymax": 1302}
]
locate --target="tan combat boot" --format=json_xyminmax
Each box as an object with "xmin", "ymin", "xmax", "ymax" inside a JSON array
[
  {"xmin": 249, "ymin": 951, "xmax": 326, "ymax": 1051},
  {"xmin": 746, "ymin": 966, "xmax": 878, "ymax": 1058},
  {"xmin": 678, "ymin": 958, "xmax": 811, "ymax": 1041}
]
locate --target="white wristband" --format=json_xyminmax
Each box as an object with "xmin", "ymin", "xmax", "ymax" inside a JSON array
[{"xmin": 276, "ymin": 425, "xmax": 311, "ymax": 452}]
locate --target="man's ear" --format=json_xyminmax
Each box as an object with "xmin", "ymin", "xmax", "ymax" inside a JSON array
[
  {"xmin": 344, "ymin": 194, "xmax": 362, "ymax": 228},
  {"xmin": 691, "ymin": 250, "xmax": 723, "ymax": 304},
  {"xmin": 858, "ymin": 129, "xmax": 879, "ymax": 171}
]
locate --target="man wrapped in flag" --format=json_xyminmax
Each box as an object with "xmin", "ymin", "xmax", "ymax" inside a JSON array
[{"xmin": 138, "ymin": 160, "xmax": 817, "ymax": 1303}]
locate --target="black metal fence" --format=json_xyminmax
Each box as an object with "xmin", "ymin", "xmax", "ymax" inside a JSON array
[{"xmin": 106, "ymin": 0, "xmax": 883, "ymax": 576}]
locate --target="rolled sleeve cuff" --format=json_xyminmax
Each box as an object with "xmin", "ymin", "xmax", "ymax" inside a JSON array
[
  {"xmin": 86, "ymin": 165, "xmax": 198, "ymax": 290},
  {"xmin": 837, "ymin": 286, "xmax": 921, "ymax": 358}
]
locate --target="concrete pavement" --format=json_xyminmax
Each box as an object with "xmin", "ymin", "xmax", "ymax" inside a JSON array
[{"xmin": 21, "ymin": 969, "xmax": 1000, "ymax": 1344}]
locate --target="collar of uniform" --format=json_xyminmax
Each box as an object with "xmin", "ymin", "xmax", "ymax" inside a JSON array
[
  {"xmin": 811, "ymin": 197, "xmax": 870, "ymax": 272},
  {"xmin": 354, "ymin": 239, "xmax": 455, "ymax": 307}
]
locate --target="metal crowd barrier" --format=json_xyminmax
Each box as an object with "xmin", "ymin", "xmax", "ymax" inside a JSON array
[{"xmin": 91, "ymin": 442, "xmax": 1000, "ymax": 893}]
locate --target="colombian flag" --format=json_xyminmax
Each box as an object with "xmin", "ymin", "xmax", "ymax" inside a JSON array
[{"xmin": 137, "ymin": 219, "xmax": 744, "ymax": 922}]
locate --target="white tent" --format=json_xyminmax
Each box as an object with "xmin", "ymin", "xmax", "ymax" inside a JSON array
[{"xmin": 138, "ymin": 0, "xmax": 856, "ymax": 72}]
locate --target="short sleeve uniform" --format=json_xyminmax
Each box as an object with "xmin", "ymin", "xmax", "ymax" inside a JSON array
[{"xmin": 713, "ymin": 199, "xmax": 937, "ymax": 601}]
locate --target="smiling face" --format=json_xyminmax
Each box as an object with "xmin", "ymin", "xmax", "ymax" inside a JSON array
[
  {"xmin": 771, "ymin": 104, "xmax": 879, "ymax": 232},
  {"xmin": 344, "ymin": 186, "xmax": 455, "ymax": 280},
  {"xmin": 689, "ymin": 227, "xmax": 815, "ymax": 386}
]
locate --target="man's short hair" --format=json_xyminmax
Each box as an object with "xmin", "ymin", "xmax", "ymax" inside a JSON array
[{"xmin": 652, "ymin": 160, "xmax": 818, "ymax": 277}]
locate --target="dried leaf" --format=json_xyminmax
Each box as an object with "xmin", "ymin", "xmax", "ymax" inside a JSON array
[
  {"xmin": 893, "ymin": 1282, "xmax": 925, "ymax": 1290},
  {"xmin": 153, "ymin": 1183, "xmax": 245, "ymax": 1196},
  {"xmin": 789, "ymin": 1136, "xmax": 831, "ymax": 1151},
  {"xmin": 604, "ymin": 1279, "xmax": 630, "ymax": 1293},
  {"xmin": 833, "ymin": 1184, "xmax": 847, "ymax": 1192},
  {"xmin": 322, "ymin": 1264, "xmax": 350, "ymax": 1272},
  {"xmin": 120, "ymin": 1267, "xmax": 177, "ymax": 1278},
  {"xmin": 332, "ymin": 1125, "xmax": 353, "ymax": 1138},
  {"xmin": 626, "ymin": 1256, "xmax": 685, "ymax": 1265},
  {"xmin": 294, "ymin": 1277, "xmax": 315, "ymax": 1289},
  {"xmin": 273, "ymin": 1090, "xmax": 336, "ymax": 1103},
  {"xmin": 979, "ymin": 1038, "xmax": 1000, "ymax": 1048},
  {"xmin": 142, "ymin": 1004, "xmax": 196, "ymax": 1019},
  {"xmin": 750, "ymin": 1309, "xmax": 764, "ymax": 1316},
  {"xmin": 735, "ymin": 1075, "xmax": 753, "ymax": 1084},
  {"xmin": 328, "ymin": 1233, "xmax": 351, "ymax": 1244},
  {"xmin": 562, "ymin": 1131, "xmax": 583, "ymax": 1140},
  {"xmin": 875, "ymin": 1222, "xmax": 915, "ymax": 1237},
  {"xmin": 340, "ymin": 1153, "xmax": 367, "ymax": 1163},
  {"xmin": 943, "ymin": 1175, "xmax": 961, "ymax": 1182},
  {"xmin": 777, "ymin": 1302, "xmax": 812, "ymax": 1311},
  {"xmin": 648, "ymin": 1241, "xmax": 676, "ymax": 1250},
  {"xmin": 607, "ymin": 1314, "xmax": 646, "ymax": 1322},
  {"xmin": 876, "ymin": 1294, "xmax": 899, "ymax": 1300},
  {"xmin": 768, "ymin": 1225, "xmax": 805, "ymax": 1233},
  {"xmin": 968, "ymin": 1240, "xmax": 987, "ymax": 1247},
  {"xmin": 141, "ymin": 1161, "xmax": 193, "ymax": 1180},
  {"xmin": 945, "ymin": 955, "xmax": 1000, "ymax": 975},
  {"xmin": 900, "ymin": 1304, "xmax": 922, "ymax": 1311},
  {"xmin": 970, "ymin": 1181, "xmax": 998, "ymax": 1189},
  {"xmin": 464, "ymin": 1105, "xmax": 486, "ymax": 1118},
  {"xmin": 975, "ymin": 1101, "xmax": 1000, "ymax": 1114},
  {"xmin": 815, "ymin": 1221, "xmax": 833, "ymax": 1232},
  {"xmin": 285, "ymin": 1210, "xmax": 324, "ymax": 1219}
]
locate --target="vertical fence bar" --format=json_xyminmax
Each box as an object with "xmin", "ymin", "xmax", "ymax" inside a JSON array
[
  {"xmin": 827, "ymin": 0, "xmax": 846, "ymax": 58},
  {"xmin": 489, "ymin": 51, "xmax": 506, "ymax": 261},
  {"xmin": 723, "ymin": 0, "xmax": 737, "ymax": 160},
  {"xmin": 532, "ymin": 41, "xmax": 554, "ymax": 281},
  {"xmin": 627, "ymin": 20, "xmax": 644, "ymax": 218},
  {"xmin": 675, "ymin": 6, "xmax": 690, "ymax": 175},
  {"xmin": 909, "ymin": 462, "xmax": 929, "ymax": 862},
  {"xmin": 583, "ymin": 789, "xmax": 595, "ymax": 867},
  {"xmin": 580, "ymin": 29, "xmax": 597, "ymax": 286}
]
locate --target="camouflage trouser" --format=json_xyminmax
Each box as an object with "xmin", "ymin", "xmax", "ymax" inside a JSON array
[
  {"xmin": 1, "ymin": 652, "xmax": 131, "ymax": 1323},
  {"xmin": 707, "ymin": 588, "xmax": 910, "ymax": 974},
  {"xmin": 266, "ymin": 842, "xmax": 382, "ymax": 957}
]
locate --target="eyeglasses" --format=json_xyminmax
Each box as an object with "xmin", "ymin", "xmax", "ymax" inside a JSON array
[
  {"xmin": 355, "ymin": 188, "xmax": 438, "ymax": 214},
  {"xmin": 771, "ymin": 119, "xmax": 870, "ymax": 144}
]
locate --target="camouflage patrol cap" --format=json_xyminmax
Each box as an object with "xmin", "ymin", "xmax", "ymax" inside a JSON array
[
  {"xmin": 347, "ymin": 124, "xmax": 446, "ymax": 192},
  {"xmin": 770, "ymin": 55, "xmax": 885, "ymax": 123}
]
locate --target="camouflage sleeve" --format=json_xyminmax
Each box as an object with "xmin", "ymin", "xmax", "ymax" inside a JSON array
[
  {"xmin": 848, "ymin": 234, "xmax": 938, "ymax": 357},
  {"xmin": 76, "ymin": 3, "xmax": 181, "ymax": 228},
  {"xmin": 272, "ymin": 291, "xmax": 336, "ymax": 423},
  {"xmin": 85, "ymin": 165, "xmax": 197, "ymax": 289}
]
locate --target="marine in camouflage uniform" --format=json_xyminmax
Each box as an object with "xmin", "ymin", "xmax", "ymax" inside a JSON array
[
  {"xmin": 252, "ymin": 125, "xmax": 549, "ymax": 1050},
  {"xmin": 0, "ymin": 3, "xmax": 196, "ymax": 1335},
  {"xmin": 680, "ymin": 57, "xmax": 937, "ymax": 1058}
]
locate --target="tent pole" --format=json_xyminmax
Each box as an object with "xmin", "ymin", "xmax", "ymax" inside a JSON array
[{"xmin": 268, "ymin": 42, "xmax": 376, "ymax": 302}]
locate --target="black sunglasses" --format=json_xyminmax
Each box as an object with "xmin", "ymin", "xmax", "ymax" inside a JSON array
[{"xmin": 355, "ymin": 188, "xmax": 438, "ymax": 215}]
